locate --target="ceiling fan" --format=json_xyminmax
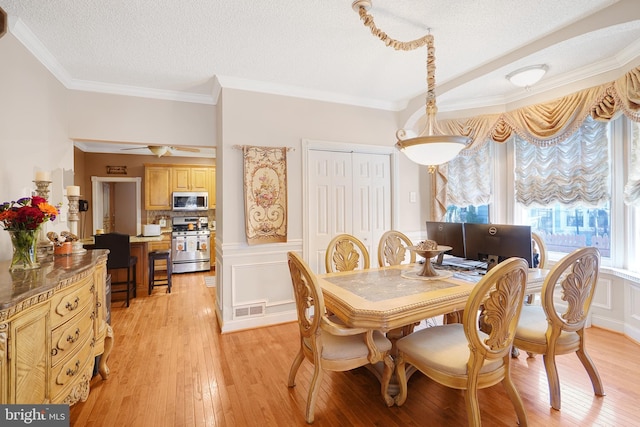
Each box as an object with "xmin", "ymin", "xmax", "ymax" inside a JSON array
[{"xmin": 121, "ymin": 145, "xmax": 200, "ymax": 157}]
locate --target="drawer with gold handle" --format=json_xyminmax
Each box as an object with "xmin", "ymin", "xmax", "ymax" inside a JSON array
[
  {"xmin": 50, "ymin": 302, "xmax": 94, "ymax": 367},
  {"xmin": 50, "ymin": 334, "xmax": 95, "ymax": 401},
  {"xmin": 50, "ymin": 274, "xmax": 94, "ymax": 328}
]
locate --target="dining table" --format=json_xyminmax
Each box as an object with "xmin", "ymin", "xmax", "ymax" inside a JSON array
[
  {"xmin": 318, "ymin": 263, "xmax": 547, "ymax": 332},
  {"xmin": 316, "ymin": 263, "xmax": 548, "ymax": 396}
]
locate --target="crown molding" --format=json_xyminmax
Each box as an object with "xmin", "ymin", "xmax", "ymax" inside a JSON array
[
  {"xmin": 9, "ymin": 16, "xmax": 215, "ymax": 105},
  {"xmin": 9, "ymin": 15, "xmax": 402, "ymax": 110},
  {"xmin": 67, "ymin": 79, "xmax": 215, "ymax": 104},
  {"xmin": 215, "ymin": 75, "xmax": 404, "ymax": 111}
]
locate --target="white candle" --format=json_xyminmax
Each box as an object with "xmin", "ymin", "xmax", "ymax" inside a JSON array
[
  {"xmin": 35, "ymin": 171, "xmax": 51, "ymax": 181},
  {"xmin": 66, "ymin": 185, "xmax": 80, "ymax": 196}
]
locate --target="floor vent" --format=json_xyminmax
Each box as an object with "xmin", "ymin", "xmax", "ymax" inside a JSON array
[{"xmin": 234, "ymin": 303, "xmax": 265, "ymax": 319}]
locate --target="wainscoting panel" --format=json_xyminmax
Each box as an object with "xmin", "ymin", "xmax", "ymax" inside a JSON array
[
  {"xmin": 217, "ymin": 240, "xmax": 302, "ymax": 333},
  {"xmin": 593, "ymin": 277, "xmax": 612, "ymax": 310}
]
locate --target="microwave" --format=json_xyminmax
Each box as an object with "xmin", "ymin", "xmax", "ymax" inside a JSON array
[{"xmin": 172, "ymin": 192, "xmax": 209, "ymax": 211}]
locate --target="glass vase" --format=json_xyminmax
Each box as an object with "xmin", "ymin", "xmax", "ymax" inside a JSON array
[{"xmin": 8, "ymin": 228, "xmax": 40, "ymax": 271}]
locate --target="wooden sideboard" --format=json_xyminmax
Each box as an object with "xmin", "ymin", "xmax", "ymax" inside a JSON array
[{"xmin": 0, "ymin": 249, "xmax": 112, "ymax": 405}]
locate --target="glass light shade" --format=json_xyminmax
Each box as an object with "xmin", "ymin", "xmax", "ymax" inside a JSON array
[
  {"xmin": 149, "ymin": 145, "xmax": 169, "ymax": 157},
  {"xmin": 396, "ymin": 136, "xmax": 467, "ymax": 165},
  {"xmin": 506, "ymin": 65, "xmax": 548, "ymax": 87}
]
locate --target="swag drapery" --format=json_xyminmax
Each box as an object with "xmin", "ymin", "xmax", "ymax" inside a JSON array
[{"xmin": 432, "ymin": 65, "xmax": 640, "ymax": 220}]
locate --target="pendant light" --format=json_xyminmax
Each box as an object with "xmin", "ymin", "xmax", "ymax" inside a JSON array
[{"xmin": 352, "ymin": 0, "xmax": 470, "ymax": 172}]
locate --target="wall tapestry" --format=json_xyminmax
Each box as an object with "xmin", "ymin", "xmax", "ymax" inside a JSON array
[{"xmin": 242, "ymin": 145, "xmax": 288, "ymax": 244}]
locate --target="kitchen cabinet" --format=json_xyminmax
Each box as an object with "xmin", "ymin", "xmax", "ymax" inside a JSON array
[
  {"xmin": 172, "ymin": 167, "xmax": 209, "ymax": 192},
  {"xmin": 144, "ymin": 166, "xmax": 172, "ymax": 210},
  {"xmin": 145, "ymin": 164, "xmax": 215, "ymax": 211},
  {"xmin": 148, "ymin": 234, "xmax": 171, "ymax": 252}
]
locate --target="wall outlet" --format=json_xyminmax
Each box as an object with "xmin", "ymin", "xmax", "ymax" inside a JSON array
[{"xmin": 158, "ymin": 218, "xmax": 167, "ymax": 227}]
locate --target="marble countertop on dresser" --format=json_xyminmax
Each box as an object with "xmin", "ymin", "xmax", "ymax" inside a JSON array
[{"xmin": 0, "ymin": 249, "xmax": 109, "ymax": 311}]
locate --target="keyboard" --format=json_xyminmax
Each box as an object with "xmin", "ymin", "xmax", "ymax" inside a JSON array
[
  {"xmin": 440, "ymin": 258, "xmax": 487, "ymax": 270},
  {"xmin": 434, "ymin": 263, "xmax": 473, "ymax": 272}
]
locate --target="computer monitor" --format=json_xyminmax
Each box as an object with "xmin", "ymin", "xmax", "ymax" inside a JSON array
[
  {"xmin": 463, "ymin": 223, "xmax": 533, "ymax": 269},
  {"xmin": 425, "ymin": 221, "xmax": 466, "ymax": 262}
]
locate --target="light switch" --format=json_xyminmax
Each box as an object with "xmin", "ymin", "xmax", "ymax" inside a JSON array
[{"xmin": 409, "ymin": 191, "xmax": 417, "ymax": 203}]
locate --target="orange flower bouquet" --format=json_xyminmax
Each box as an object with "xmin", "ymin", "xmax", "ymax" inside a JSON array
[{"xmin": 1, "ymin": 196, "xmax": 59, "ymax": 270}]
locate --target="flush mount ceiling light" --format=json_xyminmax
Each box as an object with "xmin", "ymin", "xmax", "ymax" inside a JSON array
[
  {"xmin": 352, "ymin": 0, "xmax": 470, "ymax": 172},
  {"xmin": 506, "ymin": 64, "xmax": 548, "ymax": 88}
]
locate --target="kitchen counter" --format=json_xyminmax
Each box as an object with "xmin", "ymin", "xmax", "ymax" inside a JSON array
[{"xmin": 81, "ymin": 234, "xmax": 165, "ymax": 246}]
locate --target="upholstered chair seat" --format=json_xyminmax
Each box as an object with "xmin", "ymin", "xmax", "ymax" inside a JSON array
[
  {"xmin": 303, "ymin": 326, "xmax": 391, "ymax": 361},
  {"xmin": 514, "ymin": 306, "xmax": 581, "ymax": 350},
  {"xmin": 397, "ymin": 325, "xmax": 505, "ymax": 377}
]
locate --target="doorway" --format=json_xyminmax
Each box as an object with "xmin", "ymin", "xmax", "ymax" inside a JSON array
[
  {"xmin": 91, "ymin": 176, "xmax": 142, "ymax": 236},
  {"xmin": 303, "ymin": 139, "xmax": 397, "ymax": 273}
]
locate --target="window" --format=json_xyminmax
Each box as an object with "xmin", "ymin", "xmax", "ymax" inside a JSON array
[
  {"xmin": 514, "ymin": 116, "xmax": 611, "ymax": 258},
  {"xmin": 444, "ymin": 204, "xmax": 489, "ymax": 224},
  {"xmin": 520, "ymin": 203, "xmax": 610, "ymax": 257},
  {"xmin": 443, "ymin": 116, "xmax": 639, "ymax": 269}
]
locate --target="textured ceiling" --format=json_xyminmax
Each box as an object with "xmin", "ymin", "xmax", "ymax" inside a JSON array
[{"xmin": 2, "ymin": 0, "xmax": 640, "ymax": 112}]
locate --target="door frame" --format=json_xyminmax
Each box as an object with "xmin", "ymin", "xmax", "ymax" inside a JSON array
[
  {"xmin": 91, "ymin": 176, "xmax": 142, "ymax": 236},
  {"xmin": 302, "ymin": 138, "xmax": 400, "ymax": 264}
]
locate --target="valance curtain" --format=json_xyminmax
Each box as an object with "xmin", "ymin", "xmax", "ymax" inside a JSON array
[
  {"xmin": 433, "ymin": 65, "xmax": 640, "ymax": 219},
  {"xmin": 514, "ymin": 117, "xmax": 609, "ymax": 207}
]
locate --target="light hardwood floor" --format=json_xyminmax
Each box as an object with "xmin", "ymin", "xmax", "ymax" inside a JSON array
[{"xmin": 71, "ymin": 272, "xmax": 640, "ymax": 426}]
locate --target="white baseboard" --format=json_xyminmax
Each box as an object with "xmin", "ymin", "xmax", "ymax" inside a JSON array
[{"xmin": 219, "ymin": 311, "xmax": 297, "ymax": 334}]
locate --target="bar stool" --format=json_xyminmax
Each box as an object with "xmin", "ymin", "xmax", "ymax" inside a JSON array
[{"xmin": 148, "ymin": 250, "xmax": 172, "ymax": 294}]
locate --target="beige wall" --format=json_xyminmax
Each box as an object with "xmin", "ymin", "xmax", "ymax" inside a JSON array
[
  {"xmin": 68, "ymin": 91, "xmax": 216, "ymax": 149},
  {"xmin": 214, "ymin": 87, "xmax": 429, "ymax": 331},
  {"xmin": 0, "ymin": 33, "xmax": 73, "ymax": 258},
  {"xmin": 217, "ymin": 87, "xmax": 425, "ymax": 246}
]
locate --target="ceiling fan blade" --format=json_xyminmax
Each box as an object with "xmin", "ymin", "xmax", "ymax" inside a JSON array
[{"xmin": 170, "ymin": 146, "xmax": 200, "ymax": 153}]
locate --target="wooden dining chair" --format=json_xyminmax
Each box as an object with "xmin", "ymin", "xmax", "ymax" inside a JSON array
[
  {"xmin": 513, "ymin": 246, "xmax": 604, "ymax": 410},
  {"xmin": 377, "ymin": 230, "xmax": 416, "ymax": 267},
  {"xmin": 286, "ymin": 252, "xmax": 393, "ymax": 423},
  {"xmin": 395, "ymin": 257, "xmax": 530, "ymax": 427},
  {"xmin": 324, "ymin": 233, "xmax": 370, "ymax": 273},
  {"xmin": 531, "ymin": 232, "xmax": 547, "ymax": 269},
  {"xmin": 525, "ymin": 232, "xmax": 547, "ymax": 305}
]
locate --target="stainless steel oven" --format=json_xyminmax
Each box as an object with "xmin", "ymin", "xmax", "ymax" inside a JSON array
[{"xmin": 171, "ymin": 216, "xmax": 211, "ymax": 273}]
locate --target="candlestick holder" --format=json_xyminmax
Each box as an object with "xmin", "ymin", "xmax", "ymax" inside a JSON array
[
  {"xmin": 67, "ymin": 194, "xmax": 79, "ymax": 235},
  {"xmin": 34, "ymin": 179, "xmax": 52, "ymax": 200},
  {"xmin": 65, "ymin": 193, "xmax": 86, "ymax": 254}
]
